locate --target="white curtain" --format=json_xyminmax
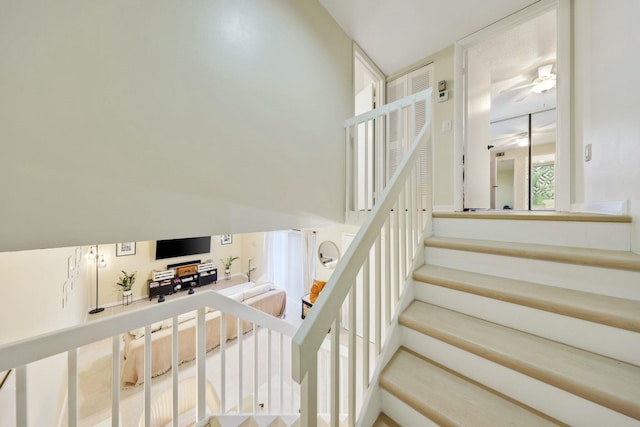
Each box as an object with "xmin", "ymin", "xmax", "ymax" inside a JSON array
[{"xmin": 267, "ymin": 230, "xmax": 316, "ymax": 301}]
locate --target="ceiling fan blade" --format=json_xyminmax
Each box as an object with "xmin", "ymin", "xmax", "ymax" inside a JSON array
[{"xmin": 500, "ymin": 81, "xmax": 535, "ymax": 93}]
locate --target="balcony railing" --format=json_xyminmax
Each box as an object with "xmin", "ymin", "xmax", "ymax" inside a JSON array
[{"xmin": 0, "ymin": 290, "xmax": 298, "ymax": 426}]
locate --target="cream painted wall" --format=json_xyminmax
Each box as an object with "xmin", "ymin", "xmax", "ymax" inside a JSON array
[
  {"xmin": 0, "ymin": 247, "xmax": 89, "ymax": 426},
  {"xmin": 0, "ymin": 0, "xmax": 352, "ymax": 253},
  {"xmin": 314, "ymin": 224, "xmax": 360, "ymax": 283},
  {"xmin": 240, "ymin": 232, "xmax": 268, "ymax": 282},
  {"xmin": 573, "ymin": 0, "xmax": 640, "ymax": 252},
  {"xmin": 90, "ymin": 235, "xmax": 255, "ymax": 306}
]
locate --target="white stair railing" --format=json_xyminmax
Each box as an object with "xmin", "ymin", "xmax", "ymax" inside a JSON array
[
  {"xmin": 345, "ymin": 89, "xmax": 432, "ymax": 221},
  {"xmin": 0, "ymin": 290, "xmax": 298, "ymax": 427},
  {"xmin": 293, "ymin": 89, "xmax": 433, "ymax": 427}
]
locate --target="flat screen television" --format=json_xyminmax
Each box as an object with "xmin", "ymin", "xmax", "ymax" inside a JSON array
[{"xmin": 155, "ymin": 236, "xmax": 211, "ymax": 260}]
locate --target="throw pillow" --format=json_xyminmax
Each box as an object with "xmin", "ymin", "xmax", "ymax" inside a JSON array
[{"xmin": 309, "ymin": 279, "xmax": 326, "ymax": 304}]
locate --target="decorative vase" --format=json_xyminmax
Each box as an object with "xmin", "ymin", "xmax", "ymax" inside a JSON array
[
  {"xmin": 123, "ymin": 290, "xmax": 132, "ymax": 297},
  {"xmin": 225, "ymin": 269, "xmax": 230, "ymax": 280}
]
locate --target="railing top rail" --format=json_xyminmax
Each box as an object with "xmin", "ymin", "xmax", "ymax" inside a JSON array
[
  {"xmin": 343, "ymin": 88, "xmax": 432, "ymax": 127},
  {"xmin": 0, "ymin": 289, "xmax": 297, "ymax": 372},
  {"xmin": 292, "ymin": 120, "xmax": 432, "ymax": 382}
]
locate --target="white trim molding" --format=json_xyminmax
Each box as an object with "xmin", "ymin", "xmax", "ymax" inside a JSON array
[{"xmin": 571, "ymin": 201, "xmax": 629, "ymax": 216}]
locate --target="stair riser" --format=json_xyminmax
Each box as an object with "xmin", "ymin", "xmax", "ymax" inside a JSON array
[
  {"xmin": 424, "ymin": 247, "xmax": 640, "ymax": 300},
  {"xmin": 414, "ymin": 282, "xmax": 640, "ymax": 365},
  {"xmin": 379, "ymin": 389, "xmax": 437, "ymax": 427},
  {"xmin": 401, "ymin": 327, "xmax": 639, "ymax": 427},
  {"xmin": 433, "ymin": 218, "xmax": 631, "ymax": 251}
]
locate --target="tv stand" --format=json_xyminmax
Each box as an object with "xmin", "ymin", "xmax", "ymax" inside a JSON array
[{"xmin": 148, "ymin": 261, "xmax": 217, "ymax": 300}]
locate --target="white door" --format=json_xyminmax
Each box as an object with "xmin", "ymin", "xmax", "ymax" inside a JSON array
[
  {"xmin": 355, "ymin": 84, "xmax": 375, "ymax": 210},
  {"xmin": 456, "ymin": 1, "xmax": 568, "ymax": 211},
  {"xmin": 386, "ymin": 63, "xmax": 433, "ymax": 193}
]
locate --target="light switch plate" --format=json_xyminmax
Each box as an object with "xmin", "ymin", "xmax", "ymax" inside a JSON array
[{"xmin": 585, "ymin": 144, "xmax": 592, "ymax": 162}]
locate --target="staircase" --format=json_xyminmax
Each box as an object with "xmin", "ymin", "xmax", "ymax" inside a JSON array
[{"xmin": 377, "ymin": 212, "xmax": 640, "ymax": 426}]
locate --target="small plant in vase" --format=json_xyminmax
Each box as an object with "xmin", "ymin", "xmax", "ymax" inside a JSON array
[
  {"xmin": 220, "ymin": 256, "xmax": 239, "ymax": 280},
  {"xmin": 117, "ymin": 270, "xmax": 137, "ymax": 296}
]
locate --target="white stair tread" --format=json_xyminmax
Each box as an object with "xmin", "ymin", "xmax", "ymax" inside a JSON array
[
  {"xmin": 433, "ymin": 211, "xmax": 632, "ymax": 223},
  {"xmin": 380, "ymin": 347, "xmax": 562, "ymax": 426},
  {"xmin": 424, "ymin": 236, "xmax": 640, "ymax": 272},
  {"xmin": 400, "ymin": 301, "xmax": 640, "ymax": 420},
  {"xmin": 413, "ymin": 264, "xmax": 640, "ymax": 332}
]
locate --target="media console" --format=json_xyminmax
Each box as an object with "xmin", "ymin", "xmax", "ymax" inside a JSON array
[{"xmin": 147, "ymin": 260, "xmax": 217, "ymax": 300}]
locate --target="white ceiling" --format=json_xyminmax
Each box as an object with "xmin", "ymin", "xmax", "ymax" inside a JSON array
[{"xmin": 318, "ymin": 0, "xmax": 540, "ymax": 75}]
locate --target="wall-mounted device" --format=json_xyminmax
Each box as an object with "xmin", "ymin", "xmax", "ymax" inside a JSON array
[{"xmin": 437, "ymin": 79, "xmax": 449, "ymax": 103}]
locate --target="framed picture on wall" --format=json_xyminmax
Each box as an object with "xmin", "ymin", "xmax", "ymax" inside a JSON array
[
  {"xmin": 220, "ymin": 234, "xmax": 232, "ymax": 245},
  {"xmin": 116, "ymin": 242, "xmax": 136, "ymax": 257}
]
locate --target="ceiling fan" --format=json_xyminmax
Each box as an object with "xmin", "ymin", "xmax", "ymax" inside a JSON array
[{"xmin": 501, "ymin": 64, "xmax": 557, "ymax": 99}]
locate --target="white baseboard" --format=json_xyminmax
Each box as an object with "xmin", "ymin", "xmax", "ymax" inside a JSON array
[
  {"xmin": 571, "ymin": 200, "xmax": 628, "ymax": 215},
  {"xmin": 433, "ymin": 205, "xmax": 456, "ymax": 212}
]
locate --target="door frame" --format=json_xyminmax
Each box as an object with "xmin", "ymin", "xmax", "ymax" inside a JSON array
[
  {"xmin": 453, "ymin": 0, "xmax": 571, "ymax": 211},
  {"xmin": 354, "ymin": 42, "xmax": 385, "ymax": 111}
]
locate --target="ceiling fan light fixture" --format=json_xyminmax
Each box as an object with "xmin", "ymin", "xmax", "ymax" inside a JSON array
[{"xmin": 532, "ymin": 73, "xmax": 556, "ymax": 93}]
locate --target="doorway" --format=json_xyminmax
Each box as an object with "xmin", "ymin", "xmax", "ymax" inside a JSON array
[
  {"xmin": 353, "ymin": 44, "xmax": 385, "ymax": 211},
  {"xmin": 454, "ymin": 0, "xmax": 570, "ymax": 211}
]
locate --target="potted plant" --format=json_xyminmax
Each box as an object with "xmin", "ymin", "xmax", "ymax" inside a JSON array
[
  {"xmin": 117, "ymin": 270, "xmax": 137, "ymax": 296},
  {"xmin": 220, "ymin": 256, "xmax": 239, "ymax": 280}
]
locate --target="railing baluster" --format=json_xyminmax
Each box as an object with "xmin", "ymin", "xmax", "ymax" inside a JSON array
[
  {"xmin": 267, "ymin": 328, "xmax": 272, "ymax": 412},
  {"xmin": 386, "ymin": 110, "xmax": 391, "ymax": 184},
  {"xmin": 237, "ymin": 317, "xmax": 243, "ymax": 413},
  {"xmin": 16, "ymin": 365, "xmax": 27, "ymax": 427},
  {"xmin": 253, "ymin": 324, "xmax": 258, "ymax": 413},
  {"xmin": 112, "ymin": 335, "xmax": 121, "ymax": 427},
  {"xmin": 331, "ymin": 318, "xmax": 340, "ymax": 427},
  {"xmin": 411, "ymin": 165, "xmax": 417, "ymax": 252},
  {"xmin": 393, "ymin": 200, "xmax": 400, "ymax": 311},
  {"xmin": 418, "ymin": 157, "xmax": 423, "ymax": 244},
  {"xmin": 352, "ymin": 125, "xmax": 360, "ymax": 214},
  {"xmin": 68, "ymin": 348, "xmax": 78, "ymax": 427},
  {"xmin": 348, "ymin": 283, "xmax": 356, "ymax": 427},
  {"xmin": 363, "ymin": 254, "xmax": 370, "ymax": 389},
  {"xmin": 346, "ymin": 125, "xmax": 351, "ymax": 218},
  {"xmin": 364, "ymin": 119, "xmax": 369, "ymax": 210},
  {"xmin": 172, "ymin": 316, "xmax": 179, "ymax": 427},
  {"xmin": 220, "ymin": 313, "xmax": 227, "ymax": 413},
  {"xmin": 408, "ymin": 167, "xmax": 414, "ymax": 257},
  {"xmin": 144, "ymin": 325, "xmax": 151, "ymax": 427},
  {"xmin": 279, "ymin": 332, "xmax": 284, "ymax": 412},
  {"xmin": 402, "ymin": 184, "xmax": 408, "ymax": 281},
  {"xmin": 375, "ymin": 235, "xmax": 382, "ymax": 355},
  {"xmin": 385, "ymin": 216, "xmax": 392, "ymax": 328},
  {"xmin": 300, "ymin": 353, "xmax": 318, "ymax": 427},
  {"xmin": 197, "ymin": 308, "xmax": 206, "ymax": 420}
]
